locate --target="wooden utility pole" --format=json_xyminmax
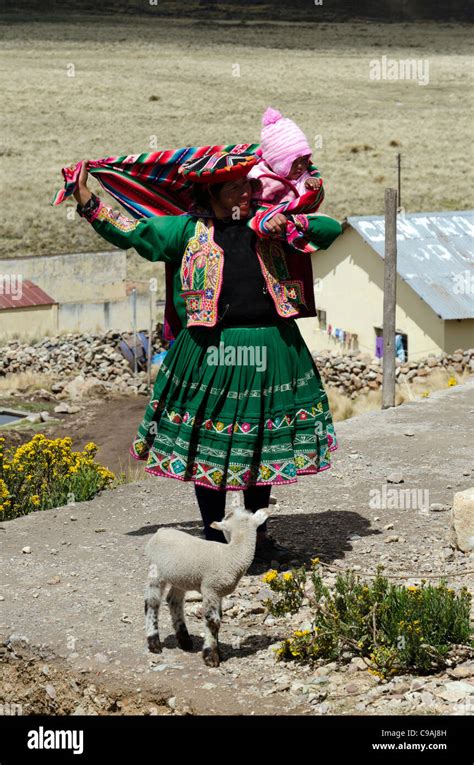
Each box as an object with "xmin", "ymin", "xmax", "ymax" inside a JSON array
[
  {"xmin": 131, "ymin": 288, "xmax": 138, "ymax": 376},
  {"xmin": 382, "ymin": 188, "xmax": 398, "ymax": 409},
  {"xmin": 147, "ymin": 288, "xmax": 153, "ymax": 392},
  {"xmin": 397, "ymin": 153, "xmax": 401, "ymax": 210}
]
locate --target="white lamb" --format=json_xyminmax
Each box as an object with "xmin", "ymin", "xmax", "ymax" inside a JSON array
[{"xmin": 144, "ymin": 505, "xmax": 269, "ymax": 667}]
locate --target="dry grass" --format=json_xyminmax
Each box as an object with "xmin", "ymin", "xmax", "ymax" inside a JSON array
[
  {"xmin": 0, "ymin": 371, "xmax": 59, "ymax": 396},
  {"xmin": 327, "ymin": 367, "xmax": 471, "ymax": 421},
  {"xmin": 1, "ymin": 367, "xmax": 470, "ymax": 423},
  {"xmin": 0, "ymin": 18, "xmax": 472, "ymax": 283}
]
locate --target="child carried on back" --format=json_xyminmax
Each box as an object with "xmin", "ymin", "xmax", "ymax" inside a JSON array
[{"xmin": 248, "ymin": 107, "xmax": 324, "ymax": 206}]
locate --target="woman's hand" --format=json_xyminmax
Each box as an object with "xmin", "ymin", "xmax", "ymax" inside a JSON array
[
  {"xmin": 264, "ymin": 212, "xmax": 287, "ymax": 236},
  {"xmin": 70, "ymin": 162, "xmax": 92, "ymax": 206}
]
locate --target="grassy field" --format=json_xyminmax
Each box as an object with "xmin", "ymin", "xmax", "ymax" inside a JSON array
[{"xmin": 0, "ymin": 18, "xmax": 472, "ymax": 282}]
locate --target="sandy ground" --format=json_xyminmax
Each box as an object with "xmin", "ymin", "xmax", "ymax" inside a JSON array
[
  {"xmin": 0, "ymin": 19, "xmax": 472, "ymax": 280},
  {"xmin": 1, "ymin": 379, "xmax": 473, "ymax": 716},
  {"xmin": 0, "ymin": 391, "xmax": 151, "ymax": 479}
]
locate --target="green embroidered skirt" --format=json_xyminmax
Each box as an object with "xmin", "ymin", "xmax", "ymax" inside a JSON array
[{"xmin": 130, "ymin": 318, "xmax": 338, "ymax": 491}]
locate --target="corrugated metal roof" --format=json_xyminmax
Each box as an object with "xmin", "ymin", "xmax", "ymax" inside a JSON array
[
  {"xmin": 0, "ymin": 279, "xmax": 56, "ymax": 310},
  {"xmin": 347, "ymin": 210, "xmax": 474, "ymax": 320}
]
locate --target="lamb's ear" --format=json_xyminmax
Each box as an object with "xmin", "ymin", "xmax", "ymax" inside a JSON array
[
  {"xmin": 253, "ymin": 509, "xmax": 270, "ymax": 526},
  {"xmin": 210, "ymin": 520, "xmax": 227, "ymax": 531}
]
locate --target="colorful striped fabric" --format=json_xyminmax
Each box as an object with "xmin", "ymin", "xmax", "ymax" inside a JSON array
[{"xmin": 51, "ymin": 142, "xmax": 323, "ymax": 342}]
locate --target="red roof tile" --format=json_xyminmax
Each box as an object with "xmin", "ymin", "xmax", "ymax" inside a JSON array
[{"xmin": 0, "ymin": 279, "xmax": 56, "ymax": 310}]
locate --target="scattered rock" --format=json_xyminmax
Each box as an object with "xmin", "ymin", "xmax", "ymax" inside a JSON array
[
  {"xmin": 451, "ymin": 487, "xmax": 474, "ymax": 553},
  {"xmin": 387, "ymin": 472, "xmax": 404, "ymax": 484}
]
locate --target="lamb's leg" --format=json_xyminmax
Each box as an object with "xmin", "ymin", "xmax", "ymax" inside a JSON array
[
  {"xmin": 167, "ymin": 586, "xmax": 193, "ymax": 651},
  {"xmin": 202, "ymin": 591, "xmax": 222, "ymax": 667},
  {"xmin": 144, "ymin": 578, "xmax": 166, "ymax": 653}
]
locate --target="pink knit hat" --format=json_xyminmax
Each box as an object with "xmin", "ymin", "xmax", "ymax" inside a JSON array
[{"xmin": 260, "ymin": 107, "xmax": 312, "ymax": 178}]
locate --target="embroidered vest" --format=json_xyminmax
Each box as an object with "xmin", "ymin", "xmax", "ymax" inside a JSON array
[{"xmin": 178, "ymin": 218, "xmax": 316, "ymax": 329}]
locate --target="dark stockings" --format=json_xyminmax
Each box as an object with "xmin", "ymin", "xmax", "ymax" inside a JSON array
[{"xmin": 195, "ymin": 484, "xmax": 271, "ymax": 543}]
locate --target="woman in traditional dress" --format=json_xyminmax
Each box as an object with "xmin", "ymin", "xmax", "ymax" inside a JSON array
[{"xmin": 72, "ymin": 150, "xmax": 342, "ymax": 564}]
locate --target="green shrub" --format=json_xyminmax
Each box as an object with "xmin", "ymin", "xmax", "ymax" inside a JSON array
[
  {"xmin": 262, "ymin": 562, "xmax": 473, "ymax": 678},
  {"xmin": 0, "ymin": 434, "xmax": 115, "ymax": 519}
]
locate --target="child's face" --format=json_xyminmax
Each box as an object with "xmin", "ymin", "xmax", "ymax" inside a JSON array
[{"xmin": 288, "ymin": 155, "xmax": 311, "ymax": 180}]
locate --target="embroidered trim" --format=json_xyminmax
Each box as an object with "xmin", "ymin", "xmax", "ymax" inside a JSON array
[
  {"xmin": 158, "ymin": 360, "xmax": 318, "ymax": 397},
  {"xmin": 136, "ymin": 440, "xmax": 338, "ymax": 490},
  {"xmin": 179, "ymin": 218, "xmax": 224, "ymax": 328},
  {"xmin": 255, "ymin": 239, "xmax": 302, "ymax": 319},
  {"xmin": 129, "ymin": 405, "xmax": 336, "ymax": 467},
  {"xmin": 95, "ymin": 204, "xmax": 142, "ymax": 232},
  {"xmin": 145, "ymin": 401, "xmax": 330, "ymax": 436}
]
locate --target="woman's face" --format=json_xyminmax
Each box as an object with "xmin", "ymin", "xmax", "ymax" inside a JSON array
[{"xmin": 213, "ymin": 177, "xmax": 251, "ymax": 218}]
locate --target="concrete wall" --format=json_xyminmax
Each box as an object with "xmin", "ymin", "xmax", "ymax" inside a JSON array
[
  {"xmin": 0, "ymin": 250, "xmax": 127, "ymax": 303},
  {"xmin": 297, "ymin": 228, "xmax": 470, "ymax": 361},
  {"xmin": 0, "ymin": 250, "xmax": 165, "ymax": 339},
  {"xmin": 444, "ymin": 319, "xmax": 474, "ymax": 354},
  {"xmin": 0, "ymin": 304, "xmax": 59, "ymax": 341},
  {"xmin": 58, "ymin": 294, "xmax": 159, "ymax": 334},
  {"xmin": 0, "ymin": 296, "xmax": 159, "ymax": 341}
]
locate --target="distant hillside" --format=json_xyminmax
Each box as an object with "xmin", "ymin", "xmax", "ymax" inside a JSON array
[{"xmin": 1, "ymin": 0, "xmax": 473, "ymax": 23}]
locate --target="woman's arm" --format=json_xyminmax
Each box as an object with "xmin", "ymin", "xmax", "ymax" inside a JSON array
[
  {"xmin": 73, "ymin": 164, "xmax": 186, "ymax": 263},
  {"xmin": 304, "ymin": 214, "xmax": 342, "ymax": 250}
]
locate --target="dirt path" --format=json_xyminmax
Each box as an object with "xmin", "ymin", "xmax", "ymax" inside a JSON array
[
  {"xmin": 0, "ymin": 392, "xmax": 152, "ymax": 479},
  {"xmin": 1, "ymin": 380, "xmax": 473, "ymax": 715}
]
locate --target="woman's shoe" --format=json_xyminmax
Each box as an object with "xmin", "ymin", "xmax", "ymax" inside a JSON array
[{"xmin": 254, "ymin": 534, "xmax": 293, "ymax": 564}]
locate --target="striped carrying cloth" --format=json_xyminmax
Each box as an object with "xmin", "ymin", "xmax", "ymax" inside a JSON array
[{"xmin": 51, "ymin": 143, "xmax": 323, "ymax": 342}]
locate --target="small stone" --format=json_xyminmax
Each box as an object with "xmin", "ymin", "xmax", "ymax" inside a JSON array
[
  {"xmin": 384, "ymin": 523, "xmax": 394, "ymax": 530},
  {"xmin": 430, "ymin": 503, "xmax": 448, "ymax": 512},
  {"xmin": 70, "ymin": 515, "xmax": 77, "ymax": 521},
  {"xmin": 387, "ymin": 472, "xmax": 404, "ymax": 484},
  {"xmin": 54, "ymin": 403, "xmax": 71, "ymax": 413},
  {"xmin": 385, "ymin": 535, "xmax": 399, "ymax": 543},
  {"xmin": 404, "ymin": 431, "xmax": 415, "ymax": 437},
  {"xmin": 22, "ymin": 546, "xmax": 32, "ymax": 554},
  {"xmin": 47, "ymin": 576, "xmax": 61, "ymax": 585},
  {"xmin": 345, "ymin": 683, "xmax": 361, "ymax": 694},
  {"xmin": 350, "ymin": 657, "xmax": 367, "ymax": 671},
  {"xmin": 437, "ymin": 681, "xmax": 474, "ymax": 703},
  {"xmin": 448, "ymin": 664, "xmax": 474, "ymax": 679},
  {"xmin": 316, "ymin": 701, "xmax": 331, "ymax": 714},
  {"xmin": 202, "ymin": 683, "xmax": 216, "ymax": 690},
  {"xmin": 45, "ymin": 684, "xmax": 56, "ymax": 700}
]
